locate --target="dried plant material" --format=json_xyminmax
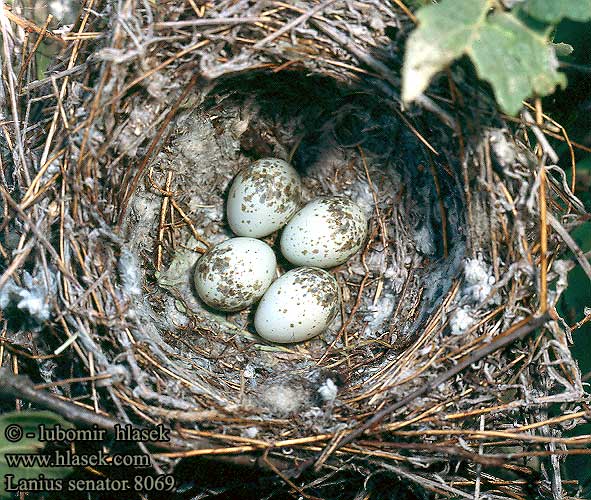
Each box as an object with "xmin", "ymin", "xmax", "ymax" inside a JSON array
[{"xmin": 0, "ymin": 1, "xmax": 588, "ymax": 499}]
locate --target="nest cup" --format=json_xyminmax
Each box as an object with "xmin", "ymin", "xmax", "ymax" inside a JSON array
[
  {"xmin": 1, "ymin": 1, "xmax": 587, "ymax": 498},
  {"xmin": 124, "ymin": 70, "xmax": 465, "ymax": 415}
]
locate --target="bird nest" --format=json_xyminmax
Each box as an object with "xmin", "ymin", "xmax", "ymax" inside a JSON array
[{"xmin": 1, "ymin": 1, "xmax": 589, "ymax": 498}]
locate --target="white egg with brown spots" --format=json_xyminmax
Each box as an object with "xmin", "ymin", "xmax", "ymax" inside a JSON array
[
  {"xmin": 194, "ymin": 237, "xmax": 276, "ymax": 311},
  {"xmin": 280, "ymin": 196, "xmax": 368, "ymax": 268},
  {"xmin": 227, "ymin": 158, "xmax": 302, "ymax": 238},
  {"xmin": 254, "ymin": 267, "xmax": 339, "ymax": 343}
]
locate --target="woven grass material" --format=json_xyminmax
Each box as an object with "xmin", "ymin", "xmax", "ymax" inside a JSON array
[{"xmin": 1, "ymin": 1, "xmax": 589, "ymax": 498}]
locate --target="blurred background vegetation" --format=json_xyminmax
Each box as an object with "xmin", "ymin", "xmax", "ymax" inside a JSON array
[{"xmin": 548, "ymin": 18, "xmax": 591, "ymax": 495}]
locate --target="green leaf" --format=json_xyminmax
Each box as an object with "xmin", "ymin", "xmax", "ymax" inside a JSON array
[
  {"xmin": 402, "ymin": 0, "xmax": 567, "ymax": 115},
  {"xmin": 468, "ymin": 12, "xmax": 566, "ymax": 114},
  {"xmin": 522, "ymin": 0, "xmax": 591, "ymax": 23},
  {"xmin": 402, "ymin": 0, "xmax": 489, "ymax": 105},
  {"xmin": 1, "ymin": 411, "xmax": 74, "ymax": 496},
  {"xmin": 0, "ymin": 411, "xmax": 73, "ymax": 452}
]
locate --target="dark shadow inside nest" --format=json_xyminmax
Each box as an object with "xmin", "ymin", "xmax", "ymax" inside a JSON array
[
  {"xmin": 201, "ymin": 70, "xmax": 462, "ymax": 257},
  {"xmin": 228, "ymin": 73, "xmax": 463, "ymax": 306}
]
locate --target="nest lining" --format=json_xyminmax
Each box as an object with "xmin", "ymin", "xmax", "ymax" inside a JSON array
[
  {"xmin": 122, "ymin": 71, "xmax": 466, "ymax": 421},
  {"xmin": 0, "ymin": 0, "xmax": 588, "ymax": 498}
]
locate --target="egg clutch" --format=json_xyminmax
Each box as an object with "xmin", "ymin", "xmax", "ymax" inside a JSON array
[{"xmin": 194, "ymin": 158, "xmax": 368, "ymax": 344}]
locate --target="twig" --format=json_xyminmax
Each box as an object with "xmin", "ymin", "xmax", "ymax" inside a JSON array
[
  {"xmin": 155, "ymin": 171, "xmax": 173, "ymax": 271},
  {"xmin": 547, "ymin": 213, "xmax": 591, "ymax": 283},
  {"xmin": 21, "ymin": 61, "xmax": 92, "ymax": 93},
  {"xmin": 0, "ymin": 368, "xmax": 292, "ymax": 473},
  {"xmin": 17, "ymin": 14, "xmax": 53, "ymax": 92},
  {"xmin": 39, "ymin": 0, "xmax": 97, "ymax": 167},
  {"xmin": 358, "ymin": 146, "xmax": 388, "ymax": 251},
  {"xmin": 254, "ymin": 0, "xmax": 336, "ymax": 49},
  {"xmin": 500, "ymin": 112, "xmax": 591, "ymax": 154},
  {"xmin": 0, "ymin": 0, "xmax": 28, "ymax": 182},
  {"xmin": 299, "ymin": 313, "xmax": 551, "ymax": 475},
  {"xmin": 522, "ymin": 109, "xmax": 559, "ymax": 164},
  {"xmin": 154, "ymin": 17, "xmax": 269, "ymax": 29},
  {"xmin": 317, "ymin": 272, "xmax": 369, "ymax": 365},
  {"xmin": 170, "ymin": 199, "xmax": 210, "ymax": 250},
  {"xmin": 109, "ymin": 40, "xmax": 210, "ymax": 105},
  {"xmin": 262, "ymin": 449, "xmax": 322, "ymax": 500},
  {"xmin": 0, "ymin": 185, "xmax": 72, "ymax": 279},
  {"xmin": 538, "ymin": 166, "xmax": 549, "ymax": 313},
  {"xmin": 523, "ymin": 101, "xmax": 577, "ymax": 194},
  {"xmin": 117, "ymin": 74, "xmax": 201, "ymax": 226},
  {"xmin": 390, "ymin": 0, "xmax": 417, "ymax": 22},
  {"xmin": 570, "ymin": 310, "xmax": 591, "ymax": 333},
  {"xmin": 377, "ymin": 462, "xmax": 475, "ymax": 499},
  {"xmin": 0, "ymin": 369, "xmax": 131, "ymax": 436},
  {"xmin": 0, "ymin": 238, "xmax": 34, "ymax": 290},
  {"xmin": 0, "ymin": 5, "xmax": 65, "ymax": 44}
]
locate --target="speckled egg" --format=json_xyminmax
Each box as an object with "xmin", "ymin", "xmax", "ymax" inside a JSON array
[
  {"xmin": 194, "ymin": 238, "xmax": 276, "ymax": 311},
  {"xmin": 254, "ymin": 267, "xmax": 339, "ymax": 343},
  {"xmin": 227, "ymin": 158, "xmax": 302, "ymax": 238},
  {"xmin": 280, "ymin": 196, "xmax": 368, "ymax": 268}
]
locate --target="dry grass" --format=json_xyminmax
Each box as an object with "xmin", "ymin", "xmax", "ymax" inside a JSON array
[{"xmin": 0, "ymin": 1, "xmax": 590, "ymax": 499}]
